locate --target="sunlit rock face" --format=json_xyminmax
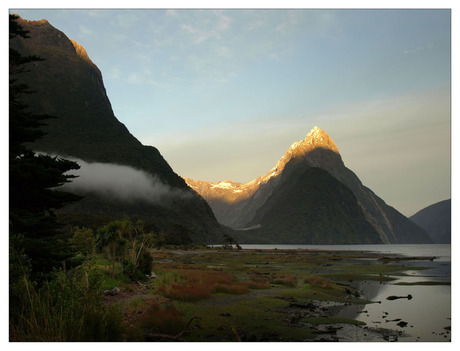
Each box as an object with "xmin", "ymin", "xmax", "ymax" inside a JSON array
[
  {"xmin": 186, "ymin": 126, "xmax": 346, "ymax": 229},
  {"xmin": 187, "ymin": 127, "xmax": 432, "ymax": 244}
]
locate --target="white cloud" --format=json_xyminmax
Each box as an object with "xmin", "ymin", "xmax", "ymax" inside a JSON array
[
  {"xmin": 60, "ymin": 158, "xmax": 191, "ymax": 204},
  {"xmin": 108, "ymin": 66, "xmax": 120, "ymax": 80},
  {"xmin": 215, "ymin": 11, "xmax": 232, "ymax": 31},
  {"xmin": 78, "ymin": 24, "xmax": 93, "ymax": 37},
  {"xmin": 403, "ymin": 45, "xmax": 433, "ymax": 54},
  {"xmin": 127, "ymin": 72, "xmax": 142, "ymax": 84},
  {"xmin": 165, "ymin": 9, "xmax": 179, "ymax": 17}
]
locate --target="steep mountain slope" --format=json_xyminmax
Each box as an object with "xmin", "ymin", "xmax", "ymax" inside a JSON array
[
  {"xmin": 10, "ymin": 16, "xmax": 222, "ymax": 243},
  {"xmin": 187, "ymin": 127, "xmax": 431, "ymax": 244},
  {"xmin": 410, "ymin": 199, "xmax": 451, "ymax": 243},
  {"xmin": 246, "ymin": 167, "xmax": 381, "ymax": 244}
]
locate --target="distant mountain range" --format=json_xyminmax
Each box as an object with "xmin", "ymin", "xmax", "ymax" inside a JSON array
[
  {"xmin": 10, "ymin": 16, "xmax": 223, "ymax": 244},
  {"xmin": 11, "ymin": 16, "xmax": 433, "ymax": 245},
  {"xmin": 410, "ymin": 199, "xmax": 451, "ymax": 244},
  {"xmin": 187, "ymin": 127, "xmax": 432, "ymax": 244}
]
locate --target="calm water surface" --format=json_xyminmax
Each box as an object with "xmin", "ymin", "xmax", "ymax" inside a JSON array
[{"xmin": 240, "ymin": 244, "xmax": 452, "ymax": 342}]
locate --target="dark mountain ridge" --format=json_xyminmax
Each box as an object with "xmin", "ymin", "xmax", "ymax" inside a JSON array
[
  {"xmin": 10, "ymin": 16, "xmax": 223, "ymax": 243},
  {"xmin": 410, "ymin": 199, "xmax": 451, "ymax": 244}
]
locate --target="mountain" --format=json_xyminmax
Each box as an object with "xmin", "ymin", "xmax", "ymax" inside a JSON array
[
  {"xmin": 10, "ymin": 16, "xmax": 223, "ymax": 243},
  {"xmin": 410, "ymin": 199, "xmax": 451, "ymax": 244},
  {"xmin": 242, "ymin": 167, "xmax": 381, "ymax": 244},
  {"xmin": 187, "ymin": 127, "xmax": 432, "ymax": 244}
]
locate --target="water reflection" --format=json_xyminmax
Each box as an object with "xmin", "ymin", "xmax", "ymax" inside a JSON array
[{"xmin": 336, "ymin": 259, "xmax": 451, "ymax": 341}]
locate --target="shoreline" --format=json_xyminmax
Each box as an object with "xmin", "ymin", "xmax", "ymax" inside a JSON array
[{"xmin": 106, "ymin": 246, "xmax": 451, "ymax": 341}]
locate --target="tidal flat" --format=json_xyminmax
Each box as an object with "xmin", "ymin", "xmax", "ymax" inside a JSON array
[{"xmin": 105, "ymin": 248, "xmax": 451, "ymax": 342}]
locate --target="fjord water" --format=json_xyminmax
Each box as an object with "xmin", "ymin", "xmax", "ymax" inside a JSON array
[{"xmin": 241, "ymin": 244, "xmax": 451, "ymax": 341}]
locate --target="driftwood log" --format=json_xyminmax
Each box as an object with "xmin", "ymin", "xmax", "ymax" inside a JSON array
[
  {"xmin": 145, "ymin": 316, "xmax": 201, "ymax": 341},
  {"xmin": 386, "ymin": 294, "xmax": 412, "ymax": 300}
]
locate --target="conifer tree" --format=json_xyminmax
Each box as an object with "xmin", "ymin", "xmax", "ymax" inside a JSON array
[{"xmin": 9, "ymin": 14, "xmax": 81, "ymax": 281}]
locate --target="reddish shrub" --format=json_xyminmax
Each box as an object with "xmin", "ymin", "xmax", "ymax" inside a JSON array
[
  {"xmin": 304, "ymin": 275, "xmax": 332, "ymax": 289},
  {"xmin": 245, "ymin": 280, "xmax": 271, "ymax": 289},
  {"xmin": 140, "ymin": 303, "xmax": 186, "ymax": 335},
  {"xmin": 213, "ymin": 282, "xmax": 249, "ymax": 295},
  {"xmin": 177, "ymin": 269, "xmax": 235, "ymax": 287},
  {"xmin": 162, "ymin": 283, "xmax": 211, "ymax": 302},
  {"xmin": 272, "ymin": 275, "xmax": 297, "ymax": 287}
]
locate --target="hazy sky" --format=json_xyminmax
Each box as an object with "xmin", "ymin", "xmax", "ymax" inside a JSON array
[{"xmin": 10, "ymin": 6, "xmax": 451, "ymax": 216}]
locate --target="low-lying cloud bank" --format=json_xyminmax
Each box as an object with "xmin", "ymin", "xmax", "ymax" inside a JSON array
[{"xmin": 57, "ymin": 156, "xmax": 191, "ymax": 204}]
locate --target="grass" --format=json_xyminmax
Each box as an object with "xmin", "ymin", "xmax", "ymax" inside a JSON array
[
  {"xmin": 139, "ymin": 303, "xmax": 187, "ymax": 335},
  {"xmin": 115, "ymin": 247, "xmax": 439, "ymax": 341},
  {"xmin": 152, "ymin": 266, "xmax": 274, "ymax": 302},
  {"xmin": 176, "ymin": 296, "xmax": 316, "ymax": 341}
]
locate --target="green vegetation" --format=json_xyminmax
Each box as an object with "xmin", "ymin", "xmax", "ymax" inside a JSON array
[{"xmin": 9, "ymin": 265, "xmax": 124, "ymax": 341}]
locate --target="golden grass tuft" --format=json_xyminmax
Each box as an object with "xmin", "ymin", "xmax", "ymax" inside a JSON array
[
  {"xmin": 304, "ymin": 275, "xmax": 332, "ymax": 289},
  {"xmin": 139, "ymin": 303, "xmax": 186, "ymax": 335}
]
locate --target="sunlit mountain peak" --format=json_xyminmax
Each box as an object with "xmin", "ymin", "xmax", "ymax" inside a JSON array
[{"xmin": 303, "ymin": 126, "xmax": 340, "ymax": 154}]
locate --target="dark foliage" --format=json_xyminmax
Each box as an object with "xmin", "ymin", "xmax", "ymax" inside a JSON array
[{"xmin": 9, "ymin": 14, "xmax": 81, "ymax": 281}]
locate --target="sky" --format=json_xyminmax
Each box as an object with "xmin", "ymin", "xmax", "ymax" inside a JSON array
[{"xmin": 9, "ymin": 4, "xmax": 452, "ymax": 217}]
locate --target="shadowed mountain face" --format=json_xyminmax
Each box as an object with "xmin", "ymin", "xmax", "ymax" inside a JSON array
[
  {"xmin": 188, "ymin": 127, "xmax": 432, "ymax": 244},
  {"xmin": 241, "ymin": 167, "xmax": 382, "ymax": 244},
  {"xmin": 10, "ymin": 16, "xmax": 223, "ymax": 243},
  {"xmin": 410, "ymin": 199, "xmax": 451, "ymax": 244}
]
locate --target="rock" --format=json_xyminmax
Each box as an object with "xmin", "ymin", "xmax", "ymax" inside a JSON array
[
  {"xmin": 103, "ymin": 287, "xmax": 120, "ymax": 296},
  {"xmin": 289, "ymin": 301, "xmax": 315, "ymax": 309},
  {"xmin": 386, "ymin": 294, "xmax": 412, "ymax": 300},
  {"xmin": 314, "ymin": 325, "xmax": 343, "ymax": 334},
  {"xmin": 396, "ymin": 321, "xmax": 408, "ymax": 328}
]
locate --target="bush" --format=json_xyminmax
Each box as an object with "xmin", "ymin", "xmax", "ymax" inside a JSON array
[
  {"xmin": 123, "ymin": 260, "xmax": 145, "ymax": 281},
  {"xmin": 245, "ymin": 280, "xmax": 271, "ymax": 289},
  {"xmin": 9, "ymin": 266, "xmax": 124, "ymax": 341},
  {"xmin": 304, "ymin": 275, "xmax": 332, "ymax": 289},
  {"xmin": 159, "ymin": 283, "xmax": 211, "ymax": 302},
  {"xmin": 213, "ymin": 282, "xmax": 249, "ymax": 295},
  {"xmin": 140, "ymin": 303, "xmax": 186, "ymax": 335},
  {"xmin": 71, "ymin": 226, "xmax": 96, "ymax": 256},
  {"xmin": 138, "ymin": 249, "xmax": 153, "ymax": 275},
  {"xmin": 272, "ymin": 275, "xmax": 297, "ymax": 287}
]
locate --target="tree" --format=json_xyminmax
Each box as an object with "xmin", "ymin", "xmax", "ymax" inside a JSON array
[
  {"xmin": 70, "ymin": 226, "xmax": 96, "ymax": 257},
  {"xmin": 96, "ymin": 217, "xmax": 155, "ymax": 279},
  {"xmin": 222, "ymin": 234, "xmax": 242, "ymax": 250},
  {"xmin": 9, "ymin": 14, "xmax": 81, "ymax": 281},
  {"xmin": 96, "ymin": 221, "xmax": 123, "ymax": 278}
]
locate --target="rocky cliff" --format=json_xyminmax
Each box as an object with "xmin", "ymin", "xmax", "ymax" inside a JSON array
[{"xmin": 10, "ymin": 16, "xmax": 223, "ymax": 243}]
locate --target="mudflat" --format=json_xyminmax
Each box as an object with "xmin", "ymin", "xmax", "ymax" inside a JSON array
[{"xmin": 105, "ymin": 248, "xmax": 450, "ymax": 342}]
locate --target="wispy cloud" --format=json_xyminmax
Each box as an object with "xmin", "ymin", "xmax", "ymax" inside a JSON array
[
  {"xmin": 59, "ymin": 157, "xmax": 192, "ymax": 204},
  {"xmin": 78, "ymin": 24, "xmax": 93, "ymax": 37},
  {"xmin": 403, "ymin": 45, "xmax": 433, "ymax": 54},
  {"xmin": 165, "ymin": 9, "xmax": 179, "ymax": 18},
  {"xmin": 179, "ymin": 10, "xmax": 233, "ymax": 44}
]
